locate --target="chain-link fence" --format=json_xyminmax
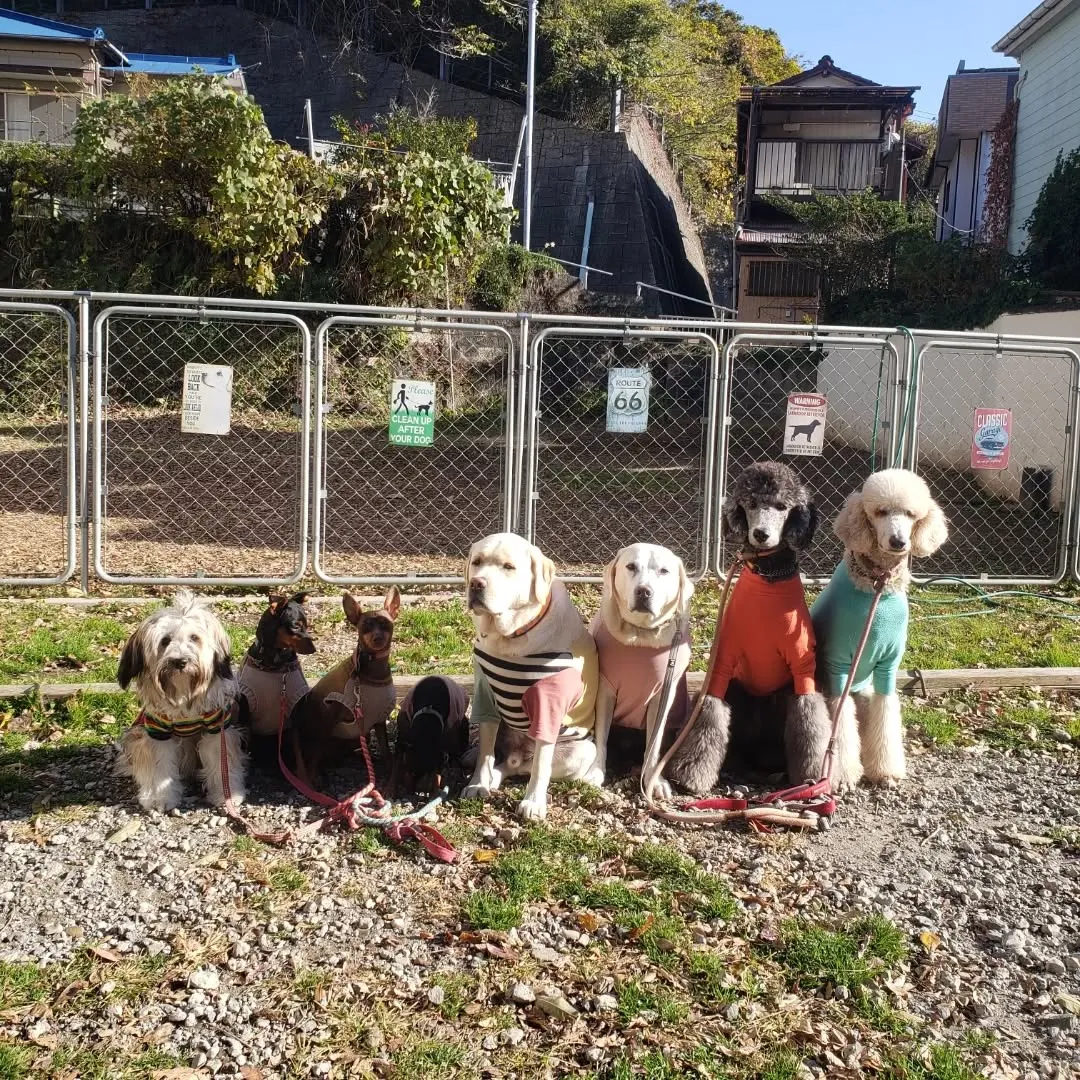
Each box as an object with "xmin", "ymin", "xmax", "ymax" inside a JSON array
[
  {"xmin": 93, "ymin": 307, "xmax": 311, "ymax": 585},
  {"xmin": 4, "ymin": 287, "xmax": 1080, "ymax": 591},
  {"xmin": 0, "ymin": 302, "xmax": 78, "ymax": 585},
  {"xmin": 719, "ymin": 332, "xmax": 904, "ymax": 580},
  {"xmin": 524, "ymin": 327, "xmax": 720, "ymax": 578},
  {"xmin": 314, "ymin": 317, "xmax": 516, "ymax": 583},
  {"xmin": 910, "ymin": 338, "xmax": 1080, "ymax": 584}
]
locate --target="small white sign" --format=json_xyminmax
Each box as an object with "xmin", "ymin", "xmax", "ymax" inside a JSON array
[
  {"xmin": 181, "ymin": 364, "xmax": 233, "ymax": 436},
  {"xmin": 606, "ymin": 368, "xmax": 650, "ymax": 434},
  {"xmin": 783, "ymin": 393, "xmax": 827, "ymax": 457},
  {"xmin": 389, "ymin": 378, "xmax": 436, "ymax": 446}
]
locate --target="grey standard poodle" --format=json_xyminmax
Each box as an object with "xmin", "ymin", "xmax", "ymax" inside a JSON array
[{"xmin": 666, "ymin": 461, "xmax": 840, "ymax": 794}]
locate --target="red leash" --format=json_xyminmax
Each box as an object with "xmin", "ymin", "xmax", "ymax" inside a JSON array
[{"xmin": 273, "ymin": 677, "xmax": 458, "ymax": 863}]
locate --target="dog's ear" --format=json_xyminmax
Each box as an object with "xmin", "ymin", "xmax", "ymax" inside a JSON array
[
  {"xmin": 268, "ymin": 593, "xmax": 286, "ymax": 613},
  {"xmin": 782, "ymin": 500, "xmax": 819, "ymax": 551},
  {"xmin": 833, "ymin": 491, "xmax": 876, "ymax": 554},
  {"xmin": 601, "ymin": 554, "xmax": 619, "ymax": 609},
  {"xmin": 722, "ymin": 500, "xmax": 748, "ymax": 547},
  {"xmin": 530, "ymin": 545, "xmax": 556, "ymax": 606},
  {"xmin": 342, "ymin": 592, "xmax": 362, "ymax": 626},
  {"xmin": 911, "ymin": 497, "xmax": 948, "ymax": 557},
  {"xmin": 116, "ymin": 631, "xmax": 144, "ymax": 690},
  {"xmin": 383, "ymin": 585, "xmax": 402, "ymax": 619},
  {"xmin": 289, "ymin": 591, "xmax": 310, "ymax": 607},
  {"xmin": 212, "ymin": 620, "xmax": 233, "ymax": 680},
  {"xmin": 675, "ymin": 558, "xmax": 694, "ymax": 613},
  {"xmin": 463, "ymin": 551, "xmax": 474, "ymax": 590}
]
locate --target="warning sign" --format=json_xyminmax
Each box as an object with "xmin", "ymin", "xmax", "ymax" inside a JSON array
[
  {"xmin": 181, "ymin": 364, "xmax": 233, "ymax": 435},
  {"xmin": 971, "ymin": 408, "xmax": 1012, "ymax": 470},
  {"xmin": 783, "ymin": 393, "xmax": 827, "ymax": 457},
  {"xmin": 606, "ymin": 368, "xmax": 650, "ymax": 433},
  {"xmin": 389, "ymin": 379, "xmax": 435, "ymax": 447}
]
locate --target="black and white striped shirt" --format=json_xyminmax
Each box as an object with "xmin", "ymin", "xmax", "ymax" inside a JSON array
[{"xmin": 474, "ymin": 645, "xmax": 584, "ymax": 728}]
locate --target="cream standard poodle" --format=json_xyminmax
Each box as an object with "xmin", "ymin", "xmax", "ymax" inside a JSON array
[{"xmin": 810, "ymin": 468, "xmax": 948, "ymax": 786}]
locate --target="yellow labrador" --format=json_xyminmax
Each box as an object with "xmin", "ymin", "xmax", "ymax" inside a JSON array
[
  {"xmin": 591, "ymin": 544, "xmax": 693, "ymax": 798},
  {"xmin": 463, "ymin": 533, "xmax": 598, "ymax": 821}
]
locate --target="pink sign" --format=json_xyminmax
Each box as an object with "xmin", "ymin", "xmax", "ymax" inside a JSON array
[{"xmin": 971, "ymin": 408, "xmax": 1012, "ymax": 471}]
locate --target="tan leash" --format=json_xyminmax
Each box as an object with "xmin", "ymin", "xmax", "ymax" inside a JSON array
[{"xmin": 641, "ymin": 553, "xmax": 900, "ymax": 831}]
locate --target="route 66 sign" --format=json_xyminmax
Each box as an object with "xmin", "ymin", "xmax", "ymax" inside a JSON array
[{"xmin": 606, "ymin": 368, "xmax": 650, "ymax": 433}]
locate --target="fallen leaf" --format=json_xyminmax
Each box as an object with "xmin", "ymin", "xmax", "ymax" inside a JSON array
[
  {"xmin": 240, "ymin": 1069, "xmax": 265, "ymax": 1080},
  {"xmin": 105, "ymin": 819, "xmax": 144, "ymax": 845},
  {"xmin": 919, "ymin": 931, "xmax": 942, "ymax": 955},
  {"xmin": 472, "ymin": 849, "xmax": 498, "ymax": 863},
  {"xmin": 1057, "ymin": 992, "xmax": 1080, "ymax": 1016},
  {"xmin": 628, "ymin": 914, "xmax": 655, "ymax": 941},
  {"xmin": 577, "ymin": 912, "xmax": 599, "ymax": 933},
  {"xmin": 88, "ymin": 946, "xmax": 123, "ymax": 964},
  {"xmin": 481, "ymin": 942, "xmax": 518, "ymax": 962},
  {"xmin": 151, "ymin": 1070, "xmax": 211, "ymax": 1080}
]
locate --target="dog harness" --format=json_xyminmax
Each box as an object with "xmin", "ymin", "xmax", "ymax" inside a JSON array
[
  {"xmin": 472, "ymin": 624, "xmax": 598, "ymax": 744},
  {"xmin": 810, "ymin": 557, "xmax": 909, "ymax": 696},
  {"xmin": 137, "ymin": 705, "xmax": 234, "ymax": 741},
  {"xmin": 237, "ymin": 657, "xmax": 309, "ymax": 738},
  {"xmin": 704, "ymin": 563, "xmax": 817, "ymax": 700},
  {"xmin": 308, "ymin": 651, "xmax": 396, "ymax": 739},
  {"xmin": 591, "ymin": 619, "xmax": 691, "ymax": 731}
]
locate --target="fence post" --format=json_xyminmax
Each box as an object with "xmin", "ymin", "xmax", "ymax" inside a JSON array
[{"xmin": 77, "ymin": 293, "xmax": 91, "ymax": 594}]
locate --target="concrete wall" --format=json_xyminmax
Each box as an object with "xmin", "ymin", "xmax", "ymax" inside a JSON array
[
  {"xmin": 1009, "ymin": 2, "xmax": 1080, "ymax": 253},
  {"xmin": 63, "ymin": 7, "xmax": 723, "ymax": 309}
]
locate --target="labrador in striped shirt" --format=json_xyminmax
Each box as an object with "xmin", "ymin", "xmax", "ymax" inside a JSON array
[{"xmin": 463, "ymin": 533, "xmax": 599, "ymax": 822}]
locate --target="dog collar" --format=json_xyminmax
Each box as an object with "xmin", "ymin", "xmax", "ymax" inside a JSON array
[
  {"xmin": 852, "ymin": 552, "xmax": 908, "ymax": 588},
  {"xmin": 508, "ymin": 593, "xmax": 553, "ymax": 639},
  {"xmin": 242, "ymin": 653, "xmax": 300, "ymax": 674},
  {"xmin": 137, "ymin": 705, "xmax": 234, "ymax": 741}
]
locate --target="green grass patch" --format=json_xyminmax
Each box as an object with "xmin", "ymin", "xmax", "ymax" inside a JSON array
[
  {"xmin": 776, "ymin": 915, "xmax": 907, "ymax": 991},
  {"xmin": 906, "ymin": 707, "xmax": 962, "ymax": 747},
  {"xmin": 392, "ymin": 1038, "xmax": 467, "ymax": 1079},
  {"xmin": 758, "ymin": 1052, "xmax": 803, "ymax": 1080},
  {"xmin": 884, "ymin": 1043, "xmax": 980, "ymax": 1080},
  {"xmin": 0, "ymin": 960, "xmax": 49, "ymax": 1010},
  {"xmin": 631, "ymin": 843, "xmax": 737, "ymax": 921},
  {"xmin": 686, "ymin": 951, "xmax": 737, "ymax": 1007},
  {"xmin": 462, "ymin": 889, "xmax": 522, "ymax": 931},
  {"xmin": 0, "ymin": 1044, "xmax": 30, "ymax": 1080},
  {"xmin": 267, "ymin": 862, "xmax": 309, "ymax": 893},
  {"xmin": 616, "ymin": 979, "xmax": 688, "ymax": 1025},
  {"xmin": 429, "ymin": 972, "xmax": 475, "ymax": 1021}
]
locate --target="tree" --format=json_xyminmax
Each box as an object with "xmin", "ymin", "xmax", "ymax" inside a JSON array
[{"xmin": 1025, "ymin": 147, "xmax": 1080, "ymax": 290}]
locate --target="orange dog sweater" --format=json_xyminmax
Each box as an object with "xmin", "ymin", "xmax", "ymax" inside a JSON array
[{"xmin": 704, "ymin": 564, "xmax": 817, "ymax": 700}]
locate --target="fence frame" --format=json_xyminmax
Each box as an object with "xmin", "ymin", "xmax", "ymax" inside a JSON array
[
  {"xmin": 0, "ymin": 300, "xmax": 80, "ymax": 586},
  {"xmin": 523, "ymin": 324, "xmax": 722, "ymax": 582},
  {"xmin": 715, "ymin": 331, "xmax": 904, "ymax": 580},
  {"xmin": 910, "ymin": 337, "xmax": 1080, "ymax": 586},
  {"xmin": 92, "ymin": 305, "xmax": 313, "ymax": 586},
  {"xmin": 312, "ymin": 315, "xmax": 519, "ymax": 586}
]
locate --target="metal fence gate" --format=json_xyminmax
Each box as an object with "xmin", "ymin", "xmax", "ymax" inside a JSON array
[
  {"xmin": 3, "ymin": 287, "xmax": 1080, "ymax": 590},
  {"xmin": 93, "ymin": 307, "xmax": 312, "ymax": 585},
  {"xmin": 910, "ymin": 336, "xmax": 1080, "ymax": 584},
  {"xmin": 524, "ymin": 326, "xmax": 720, "ymax": 579},
  {"xmin": 0, "ymin": 302, "xmax": 78, "ymax": 586},
  {"xmin": 313, "ymin": 317, "xmax": 516, "ymax": 584},
  {"xmin": 719, "ymin": 330, "xmax": 904, "ymax": 580}
]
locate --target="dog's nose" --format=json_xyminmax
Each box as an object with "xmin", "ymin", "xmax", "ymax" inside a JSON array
[
  {"xmin": 752, "ymin": 528, "xmax": 768, "ymax": 543},
  {"xmin": 888, "ymin": 535, "xmax": 907, "ymax": 551},
  {"xmin": 634, "ymin": 584, "xmax": 653, "ymax": 602},
  {"xmin": 469, "ymin": 578, "xmax": 486, "ymax": 593},
  {"xmin": 169, "ymin": 657, "xmax": 188, "ymax": 671}
]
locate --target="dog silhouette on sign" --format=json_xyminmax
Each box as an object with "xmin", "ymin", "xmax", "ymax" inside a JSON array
[
  {"xmin": 789, "ymin": 419, "xmax": 822, "ymax": 443},
  {"xmin": 415, "ymin": 401, "xmax": 432, "ymax": 417}
]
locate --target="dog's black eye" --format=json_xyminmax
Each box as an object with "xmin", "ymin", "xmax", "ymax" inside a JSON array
[
  {"xmin": 625, "ymin": 563, "xmax": 638, "ymax": 573},
  {"xmin": 658, "ymin": 567, "xmax": 670, "ymax": 575},
  {"xmin": 161, "ymin": 635, "xmax": 171, "ymax": 648},
  {"xmin": 189, "ymin": 634, "xmax": 201, "ymax": 646},
  {"xmin": 502, "ymin": 563, "xmax": 515, "ymax": 572},
  {"xmin": 774, "ymin": 503, "xmax": 787, "ymax": 512},
  {"xmin": 874, "ymin": 508, "xmax": 890, "ymax": 518},
  {"xmin": 906, "ymin": 509, "xmax": 918, "ymax": 519}
]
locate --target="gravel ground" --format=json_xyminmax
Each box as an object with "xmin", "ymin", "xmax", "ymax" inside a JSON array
[{"xmin": 0, "ymin": 722, "xmax": 1078, "ymax": 1079}]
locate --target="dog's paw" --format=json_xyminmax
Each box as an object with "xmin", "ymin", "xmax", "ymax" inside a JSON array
[
  {"xmin": 138, "ymin": 790, "xmax": 180, "ymax": 814},
  {"xmin": 581, "ymin": 764, "xmax": 605, "ymax": 789},
  {"xmin": 462, "ymin": 783, "xmax": 493, "ymax": 801},
  {"xmin": 517, "ymin": 795, "xmax": 548, "ymax": 822},
  {"xmin": 645, "ymin": 775, "xmax": 673, "ymax": 802}
]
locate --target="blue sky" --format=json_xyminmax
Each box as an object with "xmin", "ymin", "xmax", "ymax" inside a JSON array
[{"xmin": 730, "ymin": 0, "xmax": 1035, "ymax": 121}]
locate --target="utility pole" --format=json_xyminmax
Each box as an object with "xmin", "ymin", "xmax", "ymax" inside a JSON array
[{"xmin": 522, "ymin": 0, "xmax": 538, "ymax": 251}]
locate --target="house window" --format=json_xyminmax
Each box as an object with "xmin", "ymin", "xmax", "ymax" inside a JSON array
[
  {"xmin": 746, "ymin": 260, "xmax": 819, "ymax": 298},
  {"xmin": 1, "ymin": 93, "xmax": 79, "ymax": 145}
]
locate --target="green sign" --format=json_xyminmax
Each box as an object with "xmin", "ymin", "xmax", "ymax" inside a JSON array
[{"xmin": 388, "ymin": 378, "xmax": 435, "ymax": 447}]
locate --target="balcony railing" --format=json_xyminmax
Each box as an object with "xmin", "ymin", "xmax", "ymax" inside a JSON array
[{"xmin": 754, "ymin": 139, "xmax": 882, "ymax": 195}]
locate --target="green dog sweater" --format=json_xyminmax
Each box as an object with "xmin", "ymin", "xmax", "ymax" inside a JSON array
[{"xmin": 810, "ymin": 558, "xmax": 909, "ymax": 696}]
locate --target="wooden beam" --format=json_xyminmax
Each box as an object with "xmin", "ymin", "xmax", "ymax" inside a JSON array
[{"xmin": 20, "ymin": 667, "xmax": 1080, "ymax": 703}]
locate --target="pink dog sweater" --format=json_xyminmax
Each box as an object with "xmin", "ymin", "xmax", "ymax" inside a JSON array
[{"xmin": 591, "ymin": 619, "xmax": 691, "ymax": 731}]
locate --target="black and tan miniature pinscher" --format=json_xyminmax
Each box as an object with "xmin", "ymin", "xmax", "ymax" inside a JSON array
[
  {"xmin": 289, "ymin": 587, "xmax": 401, "ymax": 788},
  {"xmin": 390, "ymin": 675, "xmax": 470, "ymax": 797},
  {"xmin": 236, "ymin": 592, "xmax": 316, "ymax": 769}
]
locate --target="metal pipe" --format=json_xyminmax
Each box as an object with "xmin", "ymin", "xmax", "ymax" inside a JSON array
[
  {"xmin": 77, "ymin": 294, "xmax": 90, "ymax": 593},
  {"xmin": 579, "ymin": 197, "xmax": 595, "ymax": 290},
  {"xmin": 523, "ymin": 0, "xmax": 538, "ymax": 251},
  {"xmin": 304, "ymin": 98, "xmax": 315, "ymax": 160},
  {"xmin": 636, "ymin": 281, "xmax": 737, "ymax": 315}
]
